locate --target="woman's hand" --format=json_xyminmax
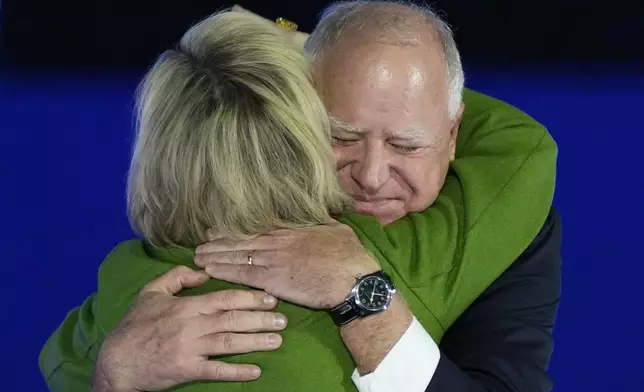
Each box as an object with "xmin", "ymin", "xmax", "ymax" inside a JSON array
[
  {"xmin": 231, "ymin": 5, "xmax": 310, "ymax": 47},
  {"xmin": 93, "ymin": 266, "xmax": 288, "ymax": 392}
]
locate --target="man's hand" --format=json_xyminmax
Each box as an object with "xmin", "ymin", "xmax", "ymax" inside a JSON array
[
  {"xmin": 93, "ymin": 266, "xmax": 288, "ymax": 392},
  {"xmin": 194, "ymin": 221, "xmax": 380, "ymax": 309},
  {"xmin": 195, "ymin": 223, "xmax": 412, "ymax": 374}
]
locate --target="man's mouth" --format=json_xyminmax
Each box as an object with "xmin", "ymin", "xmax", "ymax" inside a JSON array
[
  {"xmin": 352, "ymin": 197, "xmax": 397, "ymax": 215},
  {"xmin": 351, "ymin": 195, "xmax": 391, "ymax": 203}
]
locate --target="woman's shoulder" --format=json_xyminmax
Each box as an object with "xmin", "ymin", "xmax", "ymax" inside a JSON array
[
  {"xmin": 94, "ymin": 239, "xmax": 179, "ymax": 333},
  {"xmin": 97, "ymin": 239, "xmax": 177, "ymax": 297}
]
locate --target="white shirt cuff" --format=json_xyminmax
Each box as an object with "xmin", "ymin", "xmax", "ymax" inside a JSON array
[{"xmin": 351, "ymin": 317, "xmax": 440, "ymax": 392}]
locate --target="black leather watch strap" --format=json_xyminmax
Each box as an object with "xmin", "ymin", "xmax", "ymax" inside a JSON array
[{"xmin": 330, "ymin": 300, "xmax": 361, "ymax": 326}]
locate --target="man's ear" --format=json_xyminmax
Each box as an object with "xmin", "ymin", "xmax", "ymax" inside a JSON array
[{"xmin": 448, "ymin": 103, "xmax": 464, "ymax": 161}]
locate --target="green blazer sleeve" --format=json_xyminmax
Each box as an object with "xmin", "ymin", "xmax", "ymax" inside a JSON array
[
  {"xmin": 39, "ymin": 90, "xmax": 557, "ymax": 392},
  {"xmin": 39, "ymin": 296, "xmax": 103, "ymax": 392}
]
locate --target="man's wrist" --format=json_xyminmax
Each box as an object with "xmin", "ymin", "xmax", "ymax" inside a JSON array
[
  {"xmin": 93, "ymin": 384, "xmax": 138, "ymax": 392},
  {"xmin": 92, "ymin": 346, "xmax": 138, "ymax": 392},
  {"xmin": 351, "ymin": 317, "xmax": 440, "ymax": 392},
  {"xmin": 329, "ymin": 257, "xmax": 380, "ymax": 308},
  {"xmin": 92, "ymin": 373, "xmax": 137, "ymax": 392},
  {"xmin": 339, "ymin": 294, "xmax": 413, "ymax": 374}
]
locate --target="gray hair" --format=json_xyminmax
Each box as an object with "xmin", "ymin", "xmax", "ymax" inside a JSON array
[{"xmin": 306, "ymin": 0, "xmax": 465, "ymax": 119}]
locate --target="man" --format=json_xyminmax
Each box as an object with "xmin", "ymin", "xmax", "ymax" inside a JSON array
[
  {"xmin": 196, "ymin": 3, "xmax": 561, "ymax": 391},
  {"xmin": 50, "ymin": 2, "xmax": 561, "ymax": 391}
]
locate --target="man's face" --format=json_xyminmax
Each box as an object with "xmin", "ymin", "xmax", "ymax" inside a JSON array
[{"xmin": 316, "ymin": 40, "xmax": 463, "ymax": 225}]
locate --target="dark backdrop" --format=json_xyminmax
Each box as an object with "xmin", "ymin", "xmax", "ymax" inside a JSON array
[
  {"xmin": 1, "ymin": 1, "xmax": 643, "ymax": 392},
  {"xmin": 2, "ymin": 0, "xmax": 644, "ymax": 67}
]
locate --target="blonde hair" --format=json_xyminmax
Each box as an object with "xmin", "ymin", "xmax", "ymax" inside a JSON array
[{"xmin": 127, "ymin": 11, "xmax": 352, "ymax": 247}]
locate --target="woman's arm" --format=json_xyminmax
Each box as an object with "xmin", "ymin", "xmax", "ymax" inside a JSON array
[
  {"xmin": 344, "ymin": 89, "xmax": 557, "ymax": 339},
  {"xmin": 340, "ymin": 89, "xmax": 557, "ymax": 392}
]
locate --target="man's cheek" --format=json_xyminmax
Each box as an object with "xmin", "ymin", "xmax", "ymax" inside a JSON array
[
  {"xmin": 409, "ymin": 184, "xmax": 442, "ymax": 212},
  {"xmin": 335, "ymin": 170, "xmax": 354, "ymax": 193},
  {"xmin": 332, "ymin": 146, "xmax": 344, "ymax": 167}
]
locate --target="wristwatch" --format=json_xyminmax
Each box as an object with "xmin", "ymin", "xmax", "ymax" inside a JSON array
[{"xmin": 329, "ymin": 270, "xmax": 396, "ymax": 326}]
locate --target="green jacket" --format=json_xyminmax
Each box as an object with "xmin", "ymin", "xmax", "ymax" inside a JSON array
[{"xmin": 39, "ymin": 90, "xmax": 558, "ymax": 392}]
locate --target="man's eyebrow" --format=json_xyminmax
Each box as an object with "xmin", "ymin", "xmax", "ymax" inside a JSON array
[
  {"xmin": 387, "ymin": 128, "xmax": 428, "ymax": 142},
  {"xmin": 329, "ymin": 116, "xmax": 362, "ymax": 134},
  {"xmin": 329, "ymin": 115, "xmax": 436, "ymax": 144}
]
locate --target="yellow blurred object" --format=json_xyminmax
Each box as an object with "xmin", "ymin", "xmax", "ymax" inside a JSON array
[{"xmin": 276, "ymin": 17, "xmax": 298, "ymax": 31}]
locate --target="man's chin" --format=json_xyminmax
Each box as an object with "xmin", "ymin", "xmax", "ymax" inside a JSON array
[{"xmin": 354, "ymin": 200, "xmax": 404, "ymax": 225}]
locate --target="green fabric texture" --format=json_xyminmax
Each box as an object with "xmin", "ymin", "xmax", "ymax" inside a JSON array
[{"xmin": 39, "ymin": 90, "xmax": 558, "ymax": 392}]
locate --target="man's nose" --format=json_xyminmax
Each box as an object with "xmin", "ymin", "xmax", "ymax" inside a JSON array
[{"xmin": 351, "ymin": 143, "xmax": 389, "ymax": 193}]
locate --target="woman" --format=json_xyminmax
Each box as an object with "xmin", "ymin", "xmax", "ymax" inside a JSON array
[{"xmin": 40, "ymin": 9, "xmax": 556, "ymax": 392}]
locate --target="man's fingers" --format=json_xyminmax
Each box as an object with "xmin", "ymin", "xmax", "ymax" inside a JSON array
[
  {"xmin": 200, "ymin": 332, "xmax": 283, "ymax": 356},
  {"xmin": 194, "ymin": 289, "xmax": 277, "ymax": 313},
  {"xmin": 194, "ymin": 360, "xmax": 262, "ymax": 382},
  {"xmin": 195, "ymin": 250, "xmax": 249, "ymax": 267},
  {"xmin": 204, "ymin": 264, "xmax": 268, "ymax": 289},
  {"xmin": 195, "ymin": 249, "xmax": 276, "ymax": 268},
  {"xmin": 141, "ymin": 266, "xmax": 210, "ymax": 296},
  {"xmin": 196, "ymin": 233, "xmax": 281, "ymax": 254},
  {"xmin": 200, "ymin": 310, "xmax": 287, "ymax": 335}
]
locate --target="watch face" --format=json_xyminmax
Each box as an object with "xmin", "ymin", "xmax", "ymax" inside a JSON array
[{"xmin": 356, "ymin": 276, "xmax": 391, "ymax": 311}]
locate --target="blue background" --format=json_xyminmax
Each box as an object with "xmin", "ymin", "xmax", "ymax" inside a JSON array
[{"xmin": 2, "ymin": 67, "xmax": 643, "ymax": 391}]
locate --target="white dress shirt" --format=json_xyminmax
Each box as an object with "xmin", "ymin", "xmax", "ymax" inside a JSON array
[{"xmin": 351, "ymin": 317, "xmax": 440, "ymax": 392}]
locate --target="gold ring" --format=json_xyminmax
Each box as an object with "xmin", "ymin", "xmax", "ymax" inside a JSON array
[{"xmin": 276, "ymin": 17, "xmax": 298, "ymax": 31}]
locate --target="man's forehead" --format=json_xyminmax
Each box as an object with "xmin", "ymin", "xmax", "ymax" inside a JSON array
[{"xmin": 329, "ymin": 115, "xmax": 432, "ymax": 141}]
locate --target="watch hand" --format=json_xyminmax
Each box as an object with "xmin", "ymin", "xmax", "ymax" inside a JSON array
[
  {"xmin": 370, "ymin": 286, "xmax": 376, "ymax": 303},
  {"xmin": 372, "ymin": 293, "xmax": 386, "ymax": 297}
]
